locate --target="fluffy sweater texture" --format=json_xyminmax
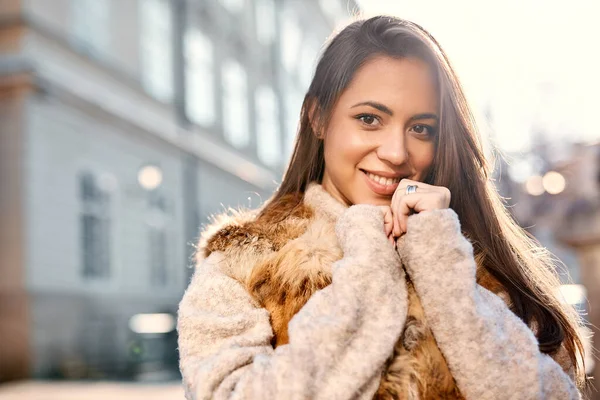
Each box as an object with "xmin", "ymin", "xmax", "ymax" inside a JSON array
[{"xmin": 177, "ymin": 183, "xmax": 579, "ymax": 400}]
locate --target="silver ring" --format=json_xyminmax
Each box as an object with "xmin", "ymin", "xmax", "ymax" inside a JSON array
[{"xmin": 406, "ymin": 185, "xmax": 418, "ymax": 195}]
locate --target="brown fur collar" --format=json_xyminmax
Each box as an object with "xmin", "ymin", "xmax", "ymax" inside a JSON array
[{"xmin": 198, "ymin": 183, "xmax": 506, "ymax": 399}]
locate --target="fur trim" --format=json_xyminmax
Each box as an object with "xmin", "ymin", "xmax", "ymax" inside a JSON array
[
  {"xmin": 247, "ymin": 216, "xmax": 342, "ymax": 346},
  {"xmin": 196, "ymin": 183, "xmax": 505, "ymax": 399},
  {"xmin": 375, "ymin": 279, "xmax": 464, "ymax": 400}
]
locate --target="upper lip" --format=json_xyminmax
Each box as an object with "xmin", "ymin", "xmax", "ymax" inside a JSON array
[{"xmin": 361, "ymin": 169, "xmax": 405, "ymax": 179}]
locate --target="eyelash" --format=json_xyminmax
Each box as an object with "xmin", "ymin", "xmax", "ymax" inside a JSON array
[
  {"xmin": 411, "ymin": 124, "xmax": 438, "ymax": 138},
  {"xmin": 354, "ymin": 113, "xmax": 437, "ymax": 138},
  {"xmin": 355, "ymin": 113, "xmax": 381, "ymax": 127}
]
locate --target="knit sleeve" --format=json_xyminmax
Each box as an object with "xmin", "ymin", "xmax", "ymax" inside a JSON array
[
  {"xmin": 396, "ymin": 208, "xmax": 581, "ymax": 400},
  {"xmin": 177, "ymin": 204, "xmax": 408, "ymax": 400}
]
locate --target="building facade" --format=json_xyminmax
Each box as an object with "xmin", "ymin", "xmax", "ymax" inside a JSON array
[{"xmin": 0, "ymin": 0, "xmax": 356, "ymax": 381}]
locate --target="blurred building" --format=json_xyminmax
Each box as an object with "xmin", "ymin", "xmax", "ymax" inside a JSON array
[
  {"xmin": 498, "ymin": 141, "xmax": 600, "ymax": 281},
  {"xmin": 496, "ymin": 141, "xmax": 600, "ymax": 385},
  {"xmin": 553, "ymin": 143, "xmax": 600, "ymax": 390},
  {"xmin": 0, "ymin": 0, "xmax": 357, "ymax": 382}
]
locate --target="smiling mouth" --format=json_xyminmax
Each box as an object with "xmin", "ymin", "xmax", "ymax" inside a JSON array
[
  {"xmin": 360, "ymin": 169, "xmax": 402, "ymax": 186},
  {"xmin": 360, "ymin": 169, "xmax": 403, "ymax": 196},
  {"xmin": 364, "ymin": 172, "xmax": 401, "ymax": 186}
]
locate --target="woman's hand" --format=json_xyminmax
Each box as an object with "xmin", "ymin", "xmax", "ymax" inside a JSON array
[
  {"xmin": 376, "ymin": 205, "xmax": 396, "ymax": 248},
  {"xmin": 391, "ymin": 179, "xmax": 451, "ymax": 238}
]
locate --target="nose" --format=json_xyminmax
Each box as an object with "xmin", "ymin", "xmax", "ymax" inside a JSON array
[{"xmin": 375, "ymin": 130, "xmax": 408, "ymax": 166}]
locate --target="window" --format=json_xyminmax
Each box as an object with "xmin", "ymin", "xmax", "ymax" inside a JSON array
[
  {"xmin": 149, "ymin": 228, "xmax": 167, "ymax": 286},
  {"xmin": 255, "ymin": 86, "xmax": 281, "ymax": 167},
  {"xmin": 299, "ymin": 42, "xmax": 319, "ymax": 88},
  {"xmin": 79, "ymin": 172, "xmax": 112, "ymax": 279},
  {"xmin": 318, "ymin": 0, "xmax": 346, "ymax": 24},
  {"xmin": 139, "ymin": 0, "xmax": 174, "ymax": 102},
  {"xmin": 284, "ymin": 82, "xmax": 304, "ymax": 157},
  {"xmin": 222, "ymin": 60, "xmax": 250, "ymax": 148},
  {"xmin": 147, "ymin": 192, "xmax": 169, "ymax": 287},
  {"xmin": 71, "ymin": 0, "xmax": 110, "ymax": 54},
  {"xmin": 185, "ymin": 28, "xmax": 216, "ymax": 126},
  {"xmin": 220, "ymin": 0, "xmax": 245, "ymax": 13},
  {"xmin": 280, "ymin": 11, "xmax": 302, "ymax": 73},
  {"xmin": 254, "ymin": 0, "xmax": 276, "ymax": 45}
]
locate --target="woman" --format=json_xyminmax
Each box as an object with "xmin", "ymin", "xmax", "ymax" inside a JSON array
[{"xmin": 177, "ymin": 16, "xmax": 585, "ymax": 399}]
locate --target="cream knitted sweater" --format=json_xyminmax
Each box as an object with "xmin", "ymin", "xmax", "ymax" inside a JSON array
[{"xmin": 177, "ymin": 185, "xmax": 580, "ymax": 400}]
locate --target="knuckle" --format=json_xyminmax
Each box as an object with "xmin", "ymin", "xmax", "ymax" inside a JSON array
[
  {"xmin": 444, "ymin": 187, "xmax": 451, "ymax": 201},
  {"xmin": 435, "ymin": 186, "xmax": 450, "ymax": 197}
]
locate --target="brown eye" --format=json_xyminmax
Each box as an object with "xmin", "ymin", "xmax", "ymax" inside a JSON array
[
  {"xmin": 355, "ymin": 114, "xmax": 380, "ymax": 127},
  {"xmin": 411, "ymin": 124, "xmax": 436, "ymax": 137},
  {"xmin": 361, "ymin": 115, "xmax": 375, "ymax": 125},
  {"xmin": 413, "ymin": 125, "xmax": 426, "ymax": 133}
]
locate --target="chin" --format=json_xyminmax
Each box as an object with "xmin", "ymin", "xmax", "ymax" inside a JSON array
[
  {"xmin": 351, "ymin": 192, "xmax": 392, "ymax": 206},
  {"xmin": 366, "ymin": 197, "xmax": 392, "ymax": 206}
]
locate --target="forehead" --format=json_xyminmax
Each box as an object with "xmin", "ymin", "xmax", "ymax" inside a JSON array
[{"xmin": 338, "ymin": 56, "xmax": 439, "ymax": 111}]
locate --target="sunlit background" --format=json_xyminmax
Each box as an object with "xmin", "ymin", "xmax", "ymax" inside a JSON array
[{"xmin": 0, "ymin": 0, "xmax": 598, "ymax": 398}]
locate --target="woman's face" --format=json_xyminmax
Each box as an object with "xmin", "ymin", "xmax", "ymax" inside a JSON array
[{"xmin": 320, "ymin": 56, "xmax": 438, "ymax": 206}]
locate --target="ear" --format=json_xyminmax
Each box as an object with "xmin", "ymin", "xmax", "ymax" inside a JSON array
[{"xmin": 306, "ymin": 97, "xmax": 323, "ymax": 139}]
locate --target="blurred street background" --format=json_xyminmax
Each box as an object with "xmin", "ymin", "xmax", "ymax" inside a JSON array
[{"xmin": 0, "ymin": 0, "xmax": 599, "ymax": 398}]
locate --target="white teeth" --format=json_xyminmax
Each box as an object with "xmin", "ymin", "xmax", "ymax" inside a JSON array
[{"xmin": 366, "ymin": 172, "xmax": 400, "ymax": 186}]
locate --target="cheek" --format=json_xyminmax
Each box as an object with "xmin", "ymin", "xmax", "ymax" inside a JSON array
[
  {"xmin": 323, "ymin": 132, "xmax": 344, "ymax": 176},
  {"xmin": 411, "ymin": 143, "xmax": 435, "ymax": 174},
  {"xmin": 326, "ymin": 126, "xmax": 366, "ymax": 167}
]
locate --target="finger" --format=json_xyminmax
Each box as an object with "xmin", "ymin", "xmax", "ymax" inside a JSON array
[
  {"xmin": 391, "ymin": 195, "xmax": 402, "ymax": 237},
  {"xmin": 398, "ymin": 178, "xmax": 432, "ymax": 191},
  {"xmin": 396, "ymin": 180, "xmax": 436, "ymax": 203},
  {"xmin": 392, "ymin": 217, "xmax": 401, "ymax": 237},
  {"xmin": 394, "ymin": 195, "xmax": 408, "ymax": 237},
  {"xmin": 384, "ymin": 215, "xmax": 393, "ymax": 237},
  {"xmin": 377, "ymin": 206, "xmax": 393, "ymax": 237},
  {"xmin": 402, "ymin": 194, "xmax": 436, "ymax": 214},
  {"xmin": 397, "ymin": 194, "xmax": 420, "ymax": 233},
  {"xmin": 395, "ymin": 205, "xmax": 405, "ymax": 236},
  {"xmin": 400, "ymin": 213, "xmax": 408, "ymax": 234},
  {"xmin": 383, "ymin": 208, "xmax": 393, "ymax": 236},
  {"xmin": 399, "ymin": 194, "xmax": 443, "ymax": 231}
]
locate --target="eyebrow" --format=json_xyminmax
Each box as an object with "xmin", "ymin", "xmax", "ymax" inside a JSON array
[{"xmin": 351, "ymin": 101, "xmax": 439, "ymax": 122}]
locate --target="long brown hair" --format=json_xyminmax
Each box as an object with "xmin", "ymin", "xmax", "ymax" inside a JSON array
[{"xmin": 260, "ymin": 15, "xmax": 585, "ymax": 384}]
